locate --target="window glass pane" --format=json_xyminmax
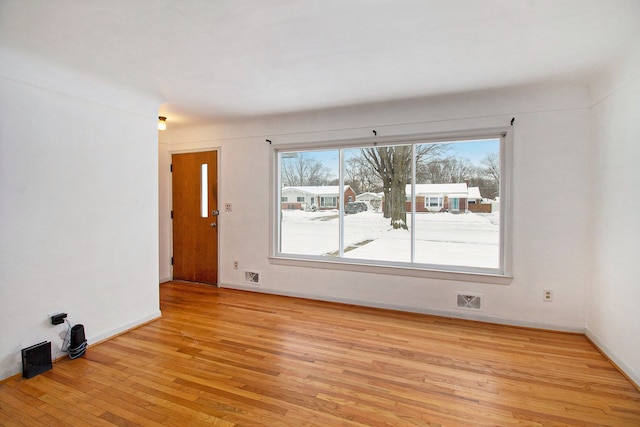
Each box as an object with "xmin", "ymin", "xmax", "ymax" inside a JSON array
[
  {"xmin": 413, "ymin": 139, "xmax": 500, "ymax": 268},
  {"xmin": 200, "ymin": 164, "xmax": 208, "ymax": 218},
  {"xmin": 342, "ymin": 145, "xmax": 412, "ymax": 263},
  {"xmin": 279, "ymin": 150, "xmax": 339, "ymax": 256},
  {"xmin": 275, "ymin": 134, "xmax": 505, "ymax": 275}
]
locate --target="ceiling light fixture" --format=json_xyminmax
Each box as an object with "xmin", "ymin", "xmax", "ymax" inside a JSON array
[{"xmin": 158, "ymin": 116, "xmax": 167, "ymax": 131}]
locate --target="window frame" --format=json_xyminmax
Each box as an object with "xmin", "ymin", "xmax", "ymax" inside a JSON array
[
  {"xmin": 426, "ymin": 196, "xmax": 443, "ymax": 208},
  {"xmin": 320, "ymin": 196, "xmax": 337, "ymax": 208},
  {"xmin": 270, "ymin": 128, "xmax": 513, "ymax": 284}
]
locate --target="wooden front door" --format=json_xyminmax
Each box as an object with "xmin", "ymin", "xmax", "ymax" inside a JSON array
[{"xmin": 172, "ymin": 151, "xmax": 218, "ymax": 285}]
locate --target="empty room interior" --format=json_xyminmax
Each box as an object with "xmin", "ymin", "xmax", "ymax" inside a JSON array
[{"xmin": 1, "ymin": 1, "xmax": 640, "ymax": 425}]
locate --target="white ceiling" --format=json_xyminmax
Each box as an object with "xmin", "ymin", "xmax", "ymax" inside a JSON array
[{"xmin": 1, "ymin": 0, "xmax": 639, "ymax": 126}]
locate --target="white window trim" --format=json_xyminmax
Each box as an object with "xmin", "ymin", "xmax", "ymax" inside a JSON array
[
  {"xmin": 269, "ymin": 127, "xmax": 513, "ymax": 284},
  {"xmin": 320, "ymin": 196, "xmax": 337, "ymax": 207},
  {"xmin": 426, "ymin": 196, "xmax": 444, "ymax": 207}
]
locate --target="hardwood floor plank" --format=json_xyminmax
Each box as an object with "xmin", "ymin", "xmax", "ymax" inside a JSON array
[
  {"xmin": 0, "ymin": 385, "xmax": 47, "ymax": 427},
  {"xmin": 2, "ymin": 281, "xmax": 639, "ymax": 426}
]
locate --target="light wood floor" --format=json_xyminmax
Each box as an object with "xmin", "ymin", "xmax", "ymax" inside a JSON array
[{"xmin": 1, "ymin": 281, "xmax": 639, "ymax": 426}]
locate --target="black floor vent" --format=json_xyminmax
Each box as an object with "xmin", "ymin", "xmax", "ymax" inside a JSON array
[{"xmin": 22, "ymin": 341, "xmax": 52, "ymax": 378}]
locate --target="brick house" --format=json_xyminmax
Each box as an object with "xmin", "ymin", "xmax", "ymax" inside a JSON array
[{"xmin": 381, "ymin": 183, "xmax": 489, "ymax": 213}]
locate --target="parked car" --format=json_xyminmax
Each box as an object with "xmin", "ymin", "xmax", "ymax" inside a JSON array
[{"xmin": 345, "ymin": 202, "xmax": 367, "ymax": 214}]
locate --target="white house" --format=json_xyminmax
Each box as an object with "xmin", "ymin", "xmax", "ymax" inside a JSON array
[
  {"xmin": 355, "ymin": 192, "xmax": 383, "ymax": 211},
  {"xmin": 467, "ymin": 186, "xmax": 482, "ymax": 201},
  {"xmin": 408, "ymin": 183, "xmax": 468, "ymax": 212},
  {"xmin": 386, "ymin": 183, "xmax": 486, "ymax": 213},
  {"xmin": 281, "ymin": 185, "xmax": 357, "ymax": 210}
]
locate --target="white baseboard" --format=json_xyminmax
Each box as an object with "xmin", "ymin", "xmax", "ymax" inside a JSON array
[
  {"xmin": 88, "ymin": 310, "xmax": 162, "ymax": 346},
  {"xmin": 219, "ymin": 283, "xmax": 584, "ymax": 333},
  {"xmin": 586, "ymin": 328, "xmax": 640, "ymax": 390},
  {"xmin": 0, "ymin": 311, "xmax": 163, "ymax": 381},
  {"xmin": 224, "ymin": 284, "xmax": 638, "ymax": 388}
]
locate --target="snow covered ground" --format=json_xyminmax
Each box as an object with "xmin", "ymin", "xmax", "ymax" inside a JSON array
[{"xmin": 280, "ymin": 209, "xmax": 500, "ymax": 268}]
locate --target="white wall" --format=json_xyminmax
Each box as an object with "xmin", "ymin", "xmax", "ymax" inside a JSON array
[
  {"xmin": 0, "ymin": 51, "xmax": 161, "ymax": 380},
  {"xmin": 587, "ymin": 39, "xmax": 640, "ymax": 386},
  {"xmin": 158, "ymin": 136, "xmax": 173, "ymax": 283},
  {"xmin": 160, "ymin": 82, "xmax": 592, "ymax": 333}
]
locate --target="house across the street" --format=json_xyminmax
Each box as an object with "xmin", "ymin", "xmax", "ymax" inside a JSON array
[
  {"xmin": 356, "ymin": 192, "xmax": 383, "ymax": 211},
  {"xmin": 281, "ymin": 185, "xmax": 356, "ymax": 211},
  {"xmin": 381, "ymin": 183, "xmax": 490, "ymax": 213}
]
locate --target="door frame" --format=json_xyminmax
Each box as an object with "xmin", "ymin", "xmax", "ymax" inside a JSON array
[{"xmin": 168, "ymin": 147, "xmax": 221, "ymax": 283}]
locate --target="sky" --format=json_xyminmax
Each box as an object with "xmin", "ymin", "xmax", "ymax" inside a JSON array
[
  {"xmin": 282, "ymin": 138, "xmax": 500, "ymax": 180},
  {"xmin": 447, "ymin": 139, "xmax": 499, "ymax": 164}
]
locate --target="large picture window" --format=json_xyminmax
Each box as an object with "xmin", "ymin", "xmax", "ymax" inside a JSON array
[{"xmin": 273, "ymin": 131, "xmax": 509, "ymax": 278}]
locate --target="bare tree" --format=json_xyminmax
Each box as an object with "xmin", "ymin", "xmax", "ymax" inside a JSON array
[
  {"xmin": 361, "ymin": 144, "xmax": 448, "ymax": 229},
  {"xmin": 389, "ymin": 145, "xmax": 411, "ymax": 229},
  {"xmin": 479, "ymin": 153, "xmax": 500, "ymax": 199},
  {"xmin": 420, "ymin": 157, "xmax": 476, "ymax": 184},
  {"xmin": 481, "ymin": 153, "xmax": 500, "ymax": 189},
  {"xmin": 344, "ymin": 155, "xmax": 381, "ymax": 194},
  {"xmin": 362, "ymin": 146, "xmax": 396, "ymax": 221},
  {"xmin": 281, "ymin": 154, "xmax": 332, "ymax": 186}
]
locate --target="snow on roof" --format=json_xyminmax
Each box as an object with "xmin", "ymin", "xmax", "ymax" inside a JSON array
[
  {"xmin": 406, "ymin": 183, "xmax": 468, "ymax": 196},
  {"xmin": 282, "ymin": 185, "xmax": 351, "ymax": 196},
  {"xmin": 356, "ymin": 192, "xmax": 383, "ymax": 200},
  {"xmin": 468, "ymin": 187, "xmax": 482, "ymax": 199},
  {"xmin": 284, "ymin": 184, "xmax": 478, "ymax": 198}
]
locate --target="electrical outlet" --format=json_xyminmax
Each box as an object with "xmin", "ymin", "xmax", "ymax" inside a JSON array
[
  {"xmin": 225, "ymin": 203, "xmax": 232, "ymax": 212},
  {"xmin": 233, "ymin": 261, "xmax": 239, "ymax": 269},
  {"xmin": 543, "ymin": 289, "xmax": 553, "ymax": 302}
]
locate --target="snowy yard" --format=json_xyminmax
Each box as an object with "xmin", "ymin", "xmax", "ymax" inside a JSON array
[{"xmin": 280, "ymin": 209, "xmax": 500, "ymax": 269}]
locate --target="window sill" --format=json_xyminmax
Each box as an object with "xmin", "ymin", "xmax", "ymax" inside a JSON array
[{"xmin": 269, "ymin": 255, "xmax": 513, "ymax": 285}]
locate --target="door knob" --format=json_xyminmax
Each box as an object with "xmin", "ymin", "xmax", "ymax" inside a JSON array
[
  {"xmin": 210, "ymin": 222, "xmax": 217, "ymax": 227},
  {"xmin": 211, "ymin": 210, "xmax": 220, "ymax": 216}
]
